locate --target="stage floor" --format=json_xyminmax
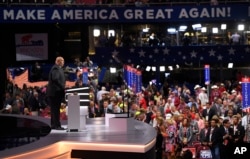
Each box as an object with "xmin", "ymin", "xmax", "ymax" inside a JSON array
[{"xmin": 0, "ymin": 115, "xmax": 156, "ymax": 159}]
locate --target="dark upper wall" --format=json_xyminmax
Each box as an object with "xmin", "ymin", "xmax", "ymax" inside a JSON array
[{"xmin": 0, "ymin": 23, "xmax": 89, "ymax": 106}]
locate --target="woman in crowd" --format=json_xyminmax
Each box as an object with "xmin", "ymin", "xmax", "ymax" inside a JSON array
[
  {"xmin": 164, "ymin": 118, "xmax": 177, "ymax": 159},
  {"xmin": 178, "ymin": 117, "xmax": 193, "ymax": 147}
]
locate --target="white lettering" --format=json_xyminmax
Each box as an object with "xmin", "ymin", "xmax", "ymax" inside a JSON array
[
  {"xmin": 179, "ymin": 9, "xmax": 189, "ymax": 18},
  {"xmin": 16, "ymin": 10, "xmax": 26, "ymax": 20},
  {"xmin": 134, "ymin": 10, "xmax": 143, "ymax": 19},
  {"xmin": 37, "ymin": 10, "xmax": 45, "ymax": 20},
  {"xmin": 189, "ymin": 8, "xmax": 199, "ymax": 18},
  {"xmin": 234, "ymin": 147, "xmax": 247, "ymax": 154},
  {"xmin": 75, "ymin": 10, "xmax": 82, "ymax": 20},
  {"xmin": 146, "ymin": 9, "xmax": 154, "ymax": 19},
  {"xmin": 63, "ymin": 10, "xmax": 74, "ymax": 19},
  {"xmin": 26, "ymin": 10, "xmax": 36, "ymax": 20},
  {"xmin": 3, "ymin": 10, "xmax": 14, "ymax": 20},
  {"xmin": 3, "ymin": 9, "xmax": 45, "ymax": 20},
  {"xmin": 216, "ymin": 7, "xmax": 226, "ymax": 17},
  {"xmin": 99, "ymin": 10, "xmax": 108, "ymax": 19},
  {"xmin": 164, "ymin": 9, "xmax": 173, "ymax": 19},
  {"xmin": 200, "ymin": 8, "xmax": 210, "ymax": 18},
  {"xmin": 124, "ymin": 9, "xmax": 133, "ymax": 19},
  {"xmin": 109, "ymin": 10, "xmax": 118, "ymax": 19},
  {"xmin": 51, "ymin": 10, "xmax": 61, "ymax": 20},
  {"xmin": 84, "ymin": 10, "xmax": 92, "ymax": 19},
  {"xmin": 179, "ymin": 7, "xmax": 230, "ymax": 19},
  {"xmin": 155, "ymin": 9, "xmax": 165, "ymax": 19}
]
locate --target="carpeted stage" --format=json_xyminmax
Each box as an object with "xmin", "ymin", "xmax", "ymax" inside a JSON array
[{"xmin": 0, "ymin": 114, "xmax": 156, "ymax": 159}]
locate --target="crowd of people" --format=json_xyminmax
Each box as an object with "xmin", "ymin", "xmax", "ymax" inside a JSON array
[{"xmin": 1, "ymin": 55, "xmax": 250, "ymax": 158}]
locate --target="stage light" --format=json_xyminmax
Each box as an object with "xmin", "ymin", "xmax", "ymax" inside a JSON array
[
  {"xmin": 221, "ymin": 24, "xmax": 227, "ymax": 30},
  {"xmin": 176, "ymin": 64, "xmax": 180, "ymax": 69},
  {"xmin": 212, "ymin": 27, "xmax": 218, "ymax": 34},
  {"xmin": 168, "ymin": 66, "xmax": 173, "ymax": 71},
  {"xmin": 228, "ymin": 63, "xmax": 233, "ymax": 68},
  {"xmin": 179, "ymin": 25, "xmax": 187, "ymax": 32},
  {"xmin": 192, "ymin": 24, "xmax": 202, "ymax": 30},
  {"xmin": 108, "ymin": 30, "xmax": 115, "ymax": 37},
  {"xmin": 159, "ymin": 66, "xmax": 165, "ymax": 72},
  {"xmin": 238, "ymin": 24, "xmax": 245, "ymax": 31},
  {"xmin": 146, "ymin": 66, "xmax": 151, "ymax": 72},
  {"xmin": 110, "ymin": 67, "xmax": 116, "ymax": 73},
  {"xmin": 151, "ymin": 66, "xmax": 156, "ymax": 72},
  {"xmin": 93, "ymin": 29, "xmax": 100, "ymax": 37},
  {"xmin": 142, "ymin": 28, "xmax": 150, "ymax": 32},
  {"xmin": 167, "ymin": 28, "xmax": 176, "ymax": 34},
  {"xmin": 201, "ymin": 27, "xmax": 207, "ymax": 33}
]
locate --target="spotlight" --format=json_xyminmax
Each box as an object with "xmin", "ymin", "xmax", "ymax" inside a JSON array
[
  {"xmin": 192, "ymin": 24, "xmax": 202, "ymax": 30},
  {"xmin": 228, "ymin": 63, "xmax": 233, "ymax": 68},
  {"xmin": 146, "ymin": 66, "xmax": 151, "ymax": 72},
  {"xmin": 110, "ymin": 67, "xmax": 116, "ymax": 73},
  {"xmin": 159, "ymin": 66, "xmax": 165, "ymax": 72},
  {"xmin": 152, "ymin": 66, "xmax": 156, "ymax": 72},
  {"xmin": 168, "ymin": 66, "xmax": 173, "ymax": 71},
  {"xmin": 221, "ymin": 24, "xmax": 227, "ymax": 30}
]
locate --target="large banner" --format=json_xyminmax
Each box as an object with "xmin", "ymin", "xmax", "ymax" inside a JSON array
[
  {"xmin": 241, "ymin": 77, "xmax": 250, "ymax": 112},
  {"xmin": 15, "ymin": 33, "xmax": 48, "ymax": 61},
  {"xmin": 0, "ymin": 4, "xmax": 250, "ymax": 23},
  {"xmin": 123, "ymin": 65, "xmax": 142, "ymax": 93},
  {"xmin": 204, "ymin": 64, "xmax": 210, "ymax": 85}
]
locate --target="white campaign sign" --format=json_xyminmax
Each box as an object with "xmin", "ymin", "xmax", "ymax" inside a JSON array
[{"xmin": 15, "ymin": 33, "xmax": 48, "ymax": 61}]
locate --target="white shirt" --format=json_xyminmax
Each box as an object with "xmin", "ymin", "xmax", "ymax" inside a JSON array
[
  {"xmin": 242, "ymin": 115, "xmax": 250, "ymax": 130},
  {"xmin": 198, "ymin": 92, "xmax": 209, "ymax": 106}
]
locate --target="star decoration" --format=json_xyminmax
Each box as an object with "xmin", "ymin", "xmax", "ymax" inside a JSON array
[
  {"xmin": 209, "ymin": 49, "xmax": 216, "ymax": 56},
  {"xmin": 190, "ymin": 50, "xmax": 197, "ymax": 58},
  {"xmin": 163, "ymin": 48, "xmax": 170, "ymax": 55},
  {"xmin": 228, "ymin": 47, "xmax": 235, "ymax": 55},
  {"xmin": 112, "ymin": 50, "xmax": 119, "ymax": 57},
  {"xmin": 217, "ymin": 55, "xmax": 223, "ymax": 60},
  {"xmin": 93, "ymin": 45, "xmax": 250, "ymax": 68},
  {"xmin": 154, "ymin": 48, "xmax": 159, "ymax": 54},
  {"xmin": 130, "ymin": 48, "xmax": 135, "ymax": 53},
  {"xmin": 138, "ymin": 50, "xmax": 145, "ymax": 57},
  {"xmin": 245, "ymin": 47, "xmax": 250, "ymax": 53}
]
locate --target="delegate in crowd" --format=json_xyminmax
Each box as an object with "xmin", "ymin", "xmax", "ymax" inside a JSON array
[{"xmin": 1, "ymin": 76, "xmax": 250, "ymax": 159}]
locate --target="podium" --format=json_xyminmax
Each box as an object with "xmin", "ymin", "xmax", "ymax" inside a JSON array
[
  {"xmin": 67, "ymin": 95, "xmax": 81, "ymax": 132},
  {"xmin": 66, "ymin": 95, "xmax": 88, "ymax": 132},
  {"xmin": 79, "ymin": 106, "xmax": 88, "ymax": 130},
  {"xmin": 105, "ymin": 113, "xmax": 135, "ymax": 132}
]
